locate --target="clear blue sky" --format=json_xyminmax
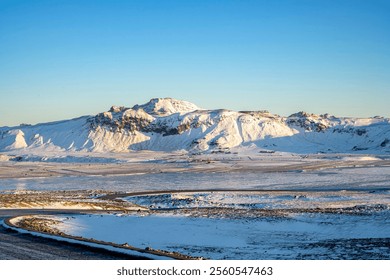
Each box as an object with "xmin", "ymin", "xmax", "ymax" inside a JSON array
[{"xmin": 1, "ymin": 0, "xmax": 389, "ymax": 126}]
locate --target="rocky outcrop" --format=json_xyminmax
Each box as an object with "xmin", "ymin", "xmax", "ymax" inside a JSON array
[{"xmin": 287, "ymin": 112, "xmax": 329, "ymax": 132}]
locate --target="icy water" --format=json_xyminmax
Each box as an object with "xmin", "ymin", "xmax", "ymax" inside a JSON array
[{"xmin": 56, "ymin": 211, "xmax": 390, "ymax": 260}]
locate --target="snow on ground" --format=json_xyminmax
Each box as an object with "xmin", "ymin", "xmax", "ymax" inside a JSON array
[
  {"xmin": 1, "ymin": 164, "xmax": 389, "ymax": 192},
  {"xmin": 341, "ymin": 156, "xmax": 381, "ymax": 161},
  {"xmin": 124, "ymin": 190, "xmax": 390, "ymax": 210},
  {"xmin": 50, "ymin": 210, "xmax": 390, "ymax": 260},
  {"xmin": 3, "ymin": 154, "xmax": 124, "ymax": 163}
]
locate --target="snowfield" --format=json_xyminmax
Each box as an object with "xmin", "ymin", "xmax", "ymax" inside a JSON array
[
  {"xmin": 49, "ymin": 208, "xmax": 390, "ymax": 260},
  {"xmin": 124, "ymin": 190, "xmax": 390, "ymax": 211},
  {"xmin": 37, "ymin": 188, "xmax": 388, "ymax": 260},
  {"xmin": 1, "ymin": 165, "xmax": 390, "ymax": 193}
]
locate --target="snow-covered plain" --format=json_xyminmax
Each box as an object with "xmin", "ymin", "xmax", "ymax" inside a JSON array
[
  {"xmin": 42, "ymin": 187, "xmax": 390, "ymax": 259},
  {"xmin": 51, "ymin": 210, "xmax": 390, "ymax": 260},
  {"xmin": 1, "ymin": 160, "xmax": 389, "ymax": 193},
  {"xmin": 2, "ymin": 159, "xmax": 389, "ymax": 259},
  {"xmin": 1, "ymin": 155, "xmax": 389, "ymax": 259},
  {"xmin": 124, "ymin": 190, "xmax": 390, "ymax": 211}
]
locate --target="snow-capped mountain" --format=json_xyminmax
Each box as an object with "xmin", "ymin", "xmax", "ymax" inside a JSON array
[{"xmin": 1, "ymin": 97, "xmax": 389, "ymax": 154}]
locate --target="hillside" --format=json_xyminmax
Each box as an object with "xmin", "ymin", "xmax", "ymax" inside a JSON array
[{"xmin": 1, "ymin": 97, "xmax": 389, "ymax": 154}]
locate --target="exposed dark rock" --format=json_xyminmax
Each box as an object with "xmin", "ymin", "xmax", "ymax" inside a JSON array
[
  {"xmin": 286, "ymin": 113, "xmax": 329, "ymax": 132},
  {"xmin": 89, "ymin": 108, "xmax": 195, "ymax": 137},
  {"xmin": 333, "ymin": 127, "xmax": 367, "ymax": 136},
  {"xmin": 380, "ymin": 138, "xmax": 389, "ymax": 147},
  {"xmin": 352, "ymin": 146, "xmax": 368, "ymax": 151}
]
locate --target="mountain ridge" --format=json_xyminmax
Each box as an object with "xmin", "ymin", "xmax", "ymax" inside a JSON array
[{"xmin": 1, "ymin": 98, "xmax": 389, "ymax": 154}]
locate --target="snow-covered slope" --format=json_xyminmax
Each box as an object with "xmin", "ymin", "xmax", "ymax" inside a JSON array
[{"xmin": 1, "ymin": 98, "xmax": 389, "ymax": 154}]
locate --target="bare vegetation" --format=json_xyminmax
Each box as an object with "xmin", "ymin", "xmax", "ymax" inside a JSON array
[{"xmin": 0, "ymin": 190, "xmax": 147, "ymax": 211}]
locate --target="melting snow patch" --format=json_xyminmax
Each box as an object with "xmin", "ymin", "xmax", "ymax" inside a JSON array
[{"xmin": 342, "ymin": 156, "xmax": 380, "ymax": 161}]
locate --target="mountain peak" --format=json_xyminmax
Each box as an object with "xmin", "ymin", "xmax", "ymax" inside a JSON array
[{"xmin": 132, "ymin": 97, "xmax": 201, "ymax": 116}]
